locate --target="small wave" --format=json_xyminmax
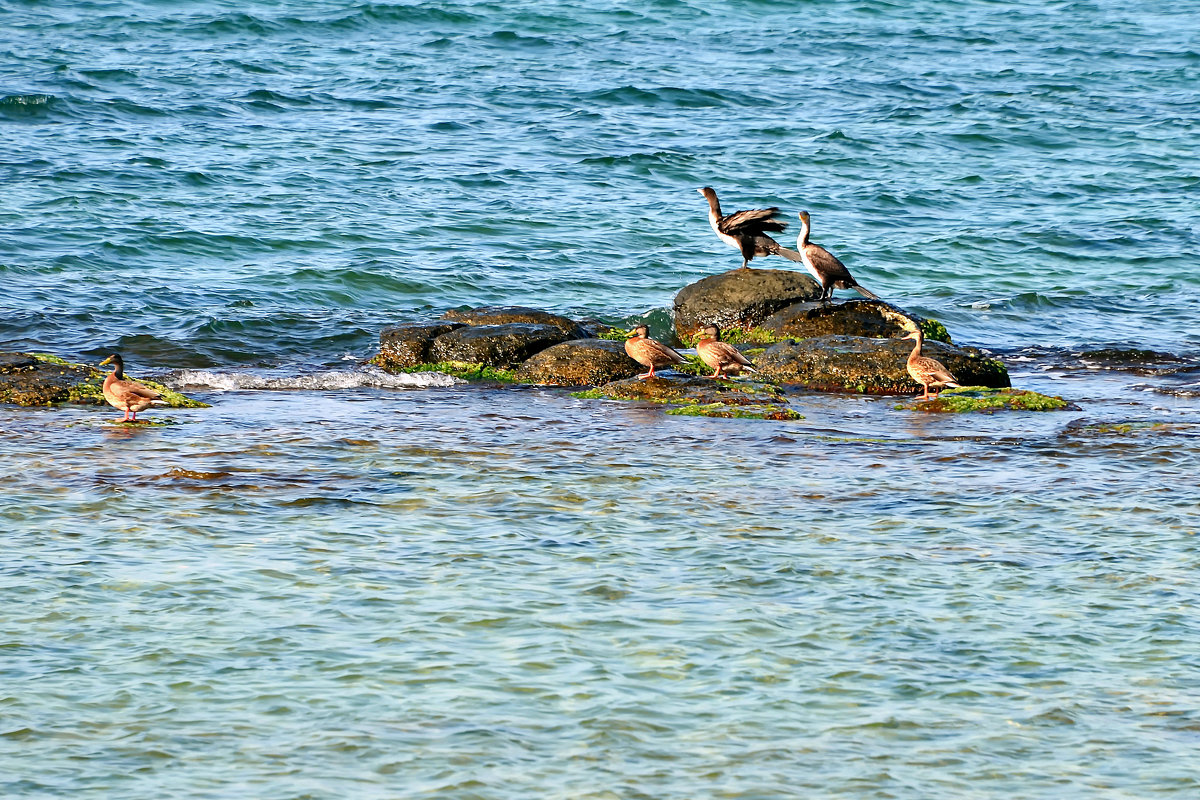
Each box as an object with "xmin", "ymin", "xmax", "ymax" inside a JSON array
[{"xmin": 166, "ymin": 368, "xmax": 462, "ymax": 391}]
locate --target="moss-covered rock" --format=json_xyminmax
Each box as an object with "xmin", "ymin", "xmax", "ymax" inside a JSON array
[
  {"xmin": 426, "ymin": 323, "xmax": 573, "ymax": 369},
  {"xmin": 896, "ymin": 386, "xmax": 1076, "ymax": 413},
  {"xmin": 760, "ymin": 299, "xmax": 952, "ymax": 343},
  {"xmin": 441, "ymin": 306, "xmax": 588, "ymax": 339},
  {"xmin": 673, "ymin": 268, "xmax": 821, "ymax": 341},
  {"xmin": 754, "ymin": 336, "xmax": 1009, "ymax": 394},
  {"xmin": 514, "ymin": 339, "xmax": 642, "ymax": 386},
  {"xmin": 664, "ymin": 403, "xmax": 803, "ymax": 420},
  {"xmin": 0, "ymin": 352, "xmax": 208, "ymax": 408},
  {"xmin": 375, "ymin": 322, "xmax": 466, "ymax": 370},
  {"xmin": 580, "ymin": 374, "xmax": 786, "ymax": 406}
]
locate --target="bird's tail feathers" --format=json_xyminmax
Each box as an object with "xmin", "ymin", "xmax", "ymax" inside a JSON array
[
  {"xmin": 853, "ymin": 284, "xmax": 879, "ymax": 300},
  {"xmin": 769, "ymin": 243, "xmax": 806, "ymax": 263}
]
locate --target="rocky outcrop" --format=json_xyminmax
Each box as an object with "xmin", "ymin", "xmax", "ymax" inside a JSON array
[
  {"xmin": 441, "ymin": 306, "xmax": 588, "ymax": 339},
  {"xmin": 427, "ymin": 323, "xmax": 574, "ymax": 368},
  {"xmin": 577, "ymin": 374, "xmax": 802, "ymax": 420},
  {"xmin": 754, "ymin": 336, "xmax": 1009, "ymax": 394},
  {"xmin": 896, "ymin": 386, "xmax": 1076, "ymax": 413},
  {"xmin": 376, "ymin": 322, "xmax": 466, "ymax": 370},
  {"xmin": 514, "ymin": 339, "xmax": 642, "ymax": 386},
  {"xmin": 673, "ymin": 268, "xmax": 820, "ymax": 341},
  {"xmin": 760, "ymin": 299, "xmax": 951, "ymax": 343},
  {"xmin": 0, "ymin": 352, "xmax": 207, "ymax": 408}
]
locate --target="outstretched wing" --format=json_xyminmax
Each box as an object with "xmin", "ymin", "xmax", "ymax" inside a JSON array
[{"xmin": 719, "ymin": 207, "xmax": 788, "ymax": 236}]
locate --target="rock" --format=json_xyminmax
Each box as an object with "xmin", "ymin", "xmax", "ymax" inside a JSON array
[
  {"xmin": 754, "ymin": 335, "xmax": 1010, "ymax": 394},
  {"xmin": 376, "ymin": 322, "xmax": 466, "ymax": 370},
  {"xmin": 0, "ymin": 352, "xmax": 208, "ymax": 408},
  {"xmin": 760, "ymin": 299, "xmax": 951, "ymax": 343},
  {"xmin": 673, "ymin": 268, "xmax": 820, "ymax": 341},
  {"xmin": 442, "ymin": 306, "xmax": 588, "ymax": 339},
  {"xmin": 896, "ymin": 386, "xmax": 1077, "ymax": 413},
  {"xmin": 577, "ymin": 374, "xmax": 801, "ymax": 420},
  {"xmin": 427, "ymin": 323, "xmax": 573, "ymax": 368},
  {"xmin": 584, "ymin": 374, "xmax": 786, "ymax": 406},
  {"xmin": 514, "ymin": 339, "xmax": 643, "ymax": 386}
]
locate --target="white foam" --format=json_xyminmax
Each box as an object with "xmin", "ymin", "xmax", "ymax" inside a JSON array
[{"xmin": 167, "ymin": 368, "xmax": 463, "ymax": 391}]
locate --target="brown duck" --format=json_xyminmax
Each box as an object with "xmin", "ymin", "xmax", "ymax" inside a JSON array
[
  {"xmin": 625, "ymin": 325, "xmax": 686, "ymax": 380},
  {"xmin": 902, "ymin": 329, "xmax": 959, "ymax": 400},
  {"xmin": 99, "ymin": 354, "xmax": 164, "ymax": 421},
  {"xmin": 698, "ymin": 187, "xmax": 807, "ymax": 270},
  {"xmin": 695, "ymin": 325, "xmax": 756, "ymax": 379}
]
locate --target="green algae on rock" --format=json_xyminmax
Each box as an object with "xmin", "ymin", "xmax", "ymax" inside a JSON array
[
  {"xmin": 1, "ymin": 352, "xmax": 208, "ymax": 409},
  {"xmin": 664, "ymin": 402, "xmax": 803, "ymax": 421},
  {"xmin": 896, "ymin": 386, "xmax": 1075, "ymax": 413}
]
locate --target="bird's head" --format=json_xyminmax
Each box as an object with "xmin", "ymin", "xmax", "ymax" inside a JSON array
[
  {"xmin": 797, "ymin": 210, "xmax": 811, "ymax": 224},
  {"xmin": 627, "ymin": 324, "xmax": 649, "ymax": 339},
  {"xmin": 99, "ymin": 354, "xmax": 122, "ymax": 368},
  {"xmin": 702, "ymin": 324, "xmax": 720, "ymax": 340},
  {"xmin": 902, "ymin": 328, "xmax": 922, "ymax": 341},
  {"xmin": 698, "ymin": 187, "xmax": 716, "ymax": 199}
]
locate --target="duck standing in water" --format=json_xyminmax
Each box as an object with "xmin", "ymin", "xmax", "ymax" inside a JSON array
[
  {"xmin": 99, "ymin": 354, "xmax": 164, "ymax": 422},
  {"xmin": 902, "ymin": 329, "xmax": 959, "ymax": 400},
  {"xmin": 695, "ymin": 325, "xmax": 756, "ymax": 379},
  {"xmin": 625, "ymin": 325, "xmax": 686, "ymax": 380},
  {"xmin": 796, "ymin": 211, "xmax": 879, "ymax": 302},
  {"xmin": 698, "ymin": 187, "xmax": 807, "ymax": 270}
]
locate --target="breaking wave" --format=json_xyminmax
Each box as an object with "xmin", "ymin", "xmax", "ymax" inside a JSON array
[{"xmin": 166, "ymin": 368, "xmax": 462, "ymax": 391}]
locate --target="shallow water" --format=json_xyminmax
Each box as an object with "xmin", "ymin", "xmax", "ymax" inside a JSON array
[{"xmin": 3, "ymin": 0, "xmax": 1200, "ymax": 796}]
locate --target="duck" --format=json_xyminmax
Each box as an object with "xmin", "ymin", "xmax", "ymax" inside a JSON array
[
  {"xmin": 698, "ymin": 187, "xmax": 807, "ymax": 270},
  {"xmin": 99, "ymin": 354, "xmax": 164, "ymax": 422},
  {"xmin": 796, "ymin": 211, "xmax": 879, "ymax": 302},
  {"xmin": 902, "ymin": 329, "xmax": 959, "ymax": 400},
  {"xmin": 625, "ymin": 325, "xmax": 686, "ymax": 380},
  {"xmin": 695, "ymin": 325, "xmax": 756, "ymax": 379}
]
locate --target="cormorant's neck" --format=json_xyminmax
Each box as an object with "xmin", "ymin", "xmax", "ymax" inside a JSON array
[
  {"xmin": 797, "ymin": 217, "xmax": 810, "ymax": 246},
  {"xmin": 703, "ymin": 192, "xmax": 721, "ymax": 217}
]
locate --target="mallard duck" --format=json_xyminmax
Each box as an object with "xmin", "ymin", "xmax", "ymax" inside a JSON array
[
  {"xmin": 796, "ymin": 211, "xmax": 878, "ymax": 302},
  {"xmin": 625, "ymin": 325, "xmax": 686, "ymax": 380},
  {"xmin": 698, "ymin": 187, "xmax": 807, "ymax": 270},
  {"xmin": 99, "ymin": 354, "xmax": 164, "ymax": 421},
  {"xmin": 902, "ymin": 329, "xmax": 959, "ymax": 400},
  {"xmin": 695, "ymin": 325, "xmax": 757, "ymax": 379}
]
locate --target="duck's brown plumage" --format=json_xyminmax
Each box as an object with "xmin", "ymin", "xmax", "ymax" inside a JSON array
[
  {"xmin": 796, "ymin": 211, "xmax": 878, "ymax": 302},
  {"xmin": 695, "ymin": 325, "xmax": 755, "ymax": 379},
  {"xmin": 903, "ymin": 329, "xmax": 959, "ymax": 399},
  {"xmin": 699, "ymin": 187, "xmax": 807, "ymax": 270},
  {"xmin": 100, "ymin": 354, "xmax": 162, "ymax": 421},
  {"xmin": 625, "ymin": 325, "xmax": 686, "ymax": 380}
]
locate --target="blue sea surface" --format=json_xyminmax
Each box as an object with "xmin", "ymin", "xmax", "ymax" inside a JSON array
[{"xmin": 2, "ymin": 1, "xmax": 1199, "ymax": 797}]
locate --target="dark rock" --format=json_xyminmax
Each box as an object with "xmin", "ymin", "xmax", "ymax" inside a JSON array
[
  {"xmin": 673, "ymin": 268, "xmax": 820, "ymax": 341},
  {"xmin": 376, "ymin": 322, "xmax": 466, "ymax": 370},
  {"xmin": 0, "ymin": 353, "xmax": 39, "ymax": 372},
  {"xmin": 442, "ymin": 306, "xmax": 588, "ymax": 339},
  {"xmin": 761, "ymin": 299, "xmax": 951, "ymax": 343},
  {"xmin": 754, "ymin": 336, "xmax": 1010, "ymax": 394},
  {"xmin": 514, "ymin": 339, "xmax": 643, "ymax": 386},
  {"xmin": 427, "ymin": 323, "xmax": 573, "ymax": 368}
]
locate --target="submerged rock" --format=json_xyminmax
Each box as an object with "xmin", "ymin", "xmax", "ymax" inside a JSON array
[
  {"xmin": 0, "ymin": 352, "xmax": 208, "ymax": 408},
  {"xmin": 427, "ymin": 323, "xmax": 573, "ymax": 368},
  {"xmin": 896, "ymin": 386, "xmax": 1077, "ymax": 413},
  {"xmin": 754, "ymin": 336, "xmax": 1010, "ymax": 394},
  {"xmin": 575, "ymin": 375, "xmax": 799, "ymax": 420},
  {"xmin": 673, "ymin": 268, "xmax": 820, "ymax": 341},
  {"xmin": 761, "ymin": 299, "xmax": 952, "ymax": 343},
  {"xmin": 376, "ymin": 322, "xmax": 466, "ymax": 370},
  {"xmin": 442, "ymin": 306, "xmax": 588, "ymax": 339},
  {"xmin": 514, "ymin": 339, "xmax": 642, "ymax": 386}
]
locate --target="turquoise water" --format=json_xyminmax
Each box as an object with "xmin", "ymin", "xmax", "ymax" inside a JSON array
[{"xmin": 3, "ymin": 1, "xmax": 1200, "ymax": 796}]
